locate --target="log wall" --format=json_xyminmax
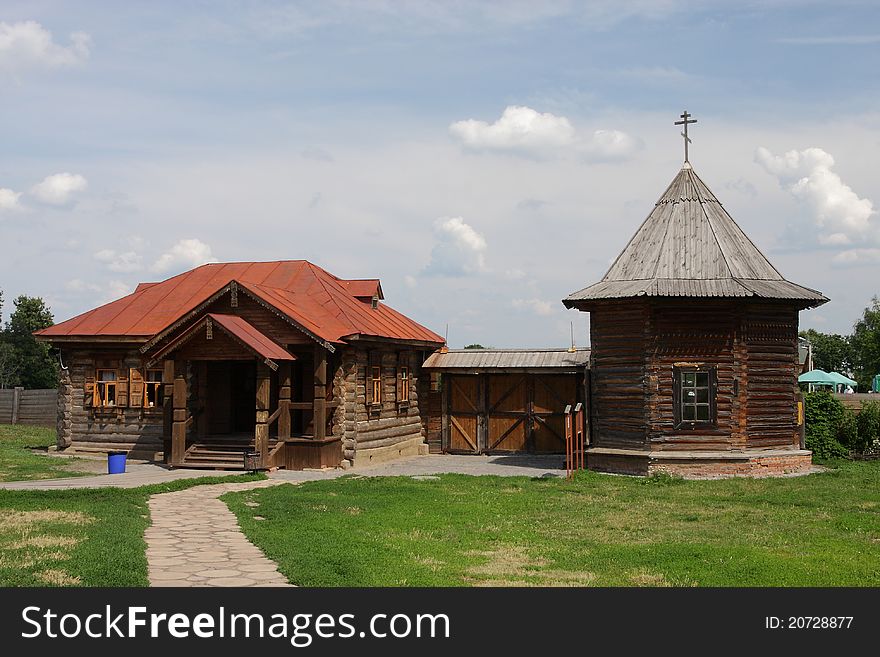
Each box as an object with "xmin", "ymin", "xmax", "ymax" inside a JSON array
[
  {"xmin": 419, "ymin": 373, "xmax": 442, "ymax": 453},
  {"xmin": 588, "ymin": 300, "xmax": 649, "ymax": 448},
  {"xmin": 587, "ymin": 298, "xmax": 802, "ymax": 452},
  {"xmin": 345, "ymin": 346, "xmax": 426, "ymax": 463},
  {"xmin": 61, "ymin": 346, "xmax": 164, "ymax": 455},
  {"xmin": 647, "ymin": 300, "xmax": 739, "ymax": 450},
  {"xmin": 742, "ymin": 302, "xmax": 800, "ymax": 448}
]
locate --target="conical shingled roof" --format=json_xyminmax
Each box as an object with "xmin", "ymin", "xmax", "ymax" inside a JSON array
[{"xmin": 563, "ymin": 164, "xmax": 828, "ymax": 308}]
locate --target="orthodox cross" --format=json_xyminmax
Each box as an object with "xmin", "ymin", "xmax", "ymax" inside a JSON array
[{"xmin": 674, "ymin": 110, "xmax": 697, "ymax": 163}]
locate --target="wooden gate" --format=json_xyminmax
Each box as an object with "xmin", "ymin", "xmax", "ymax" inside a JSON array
[
  {"xmin": 444, "ymin": 373, "xmax": 583, "ymax": 454},
  {"xmin": 448, "ymin": 375, "xmax": 481, "ymax": 453},
  {"xmin": 532, "ymin": 375, "xmax": 576, "ymax": 453},
  {"xmin": 487, "ymin": 375, "xmax": 528, "ymax": 452}
]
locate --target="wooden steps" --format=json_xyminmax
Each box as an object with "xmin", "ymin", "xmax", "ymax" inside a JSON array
[{"xmin": 180, "ymin": 439, "xmax": 279, "ymax": 470}]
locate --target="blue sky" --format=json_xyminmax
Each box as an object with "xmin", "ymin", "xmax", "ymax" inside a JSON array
[{"xmin": 1, "ymin": 1, "xmax": 878, "ymax": 347}]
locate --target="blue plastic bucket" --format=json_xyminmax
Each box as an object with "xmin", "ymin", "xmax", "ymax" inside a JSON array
[{"xmin": 107, "ymin": 451, "xmax": 127, "ymax": 474}]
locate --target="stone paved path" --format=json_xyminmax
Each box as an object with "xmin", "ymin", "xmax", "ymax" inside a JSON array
[{"xmin": 146, "ymin": 479, "xmax": 293, "ymax": 587}]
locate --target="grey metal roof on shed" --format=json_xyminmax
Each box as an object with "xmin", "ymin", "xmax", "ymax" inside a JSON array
[
  {"xmin": 563, "ymin": 164, "xmax": 828, "ymax": 308},
  {"xmin": 422, "ymin": 348, "xmax": 590, "ymax": 371}
]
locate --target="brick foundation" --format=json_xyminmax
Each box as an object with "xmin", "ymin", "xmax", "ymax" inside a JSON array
[{"xmin": 587, "ymin": 447, "xmax": 812, "ymax": 479}]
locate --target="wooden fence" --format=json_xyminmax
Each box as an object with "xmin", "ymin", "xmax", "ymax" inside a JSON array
[{"xmin": 0, "ymin": 387, "xmax": 57, "ymax": 427}]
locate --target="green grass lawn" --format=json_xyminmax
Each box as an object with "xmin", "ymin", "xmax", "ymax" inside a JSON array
[
  {"xmin": 224, "ymin": 461, "xmax": 880, "ymax": 587},
  {"xmin": 0, "ymin": 424, "xmax": 91, "ymax": 482},
  {"xmin": 0, "ymin": 474, "xmax": 264, "ymax": 586}
]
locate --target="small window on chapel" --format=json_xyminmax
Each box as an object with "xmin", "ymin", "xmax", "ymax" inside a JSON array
[
  {"xmin": 145, "ymin": 370, "xmax": 164, "ymax": 408},
  {"xmin": 95, "ymin": 370, "xmax": 118, "ymax": 407},
  {"xmin": 673, "ymin": 366, "xmax": 716, "ymax": 427}
]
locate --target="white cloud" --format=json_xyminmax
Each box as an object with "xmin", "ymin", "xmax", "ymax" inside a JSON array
[
  {"xmin": 422, "ymin": 217, "xmax": 487, "ymax": 276},
  {"xmin": 450, "ymin": 105, "xmax": 575, "ymax": 155},
  {"xmin": 582, "ymin": 129, "xmax": 643, "ymax": 161},
  {"xmin": 404, "ymin": 275, "xmax": 417, "ymax": 289},
  {"xmin": 64, "ymin": 278, "xmax": 101, "ymax": 293},
  {"xmin": 104, "ymin": 281, "xmax": 133, "ymax": 303},
  {"xmin": 0, "ymin": 187, "xmax": 23, "ymax": 211},
  {"xmin": 0, "ymin": 21, "xmax": 90, "ymax": 73},
  {"xmin": 755, "ymin": 146, "xmax": 876, "ymax": 247},
  {"xmin": 94, "ymin": 249, "xmax": 143, "ymax": 273},
  {"xmin": 30, "ymin": 172, "xmax": 88, "ymax": 205},
  {"xmin": 512, "ymin": 298, "xmax": 556, "ymax": 316},
  {"xmin": 152, "ymin": 238, "xmax": 218, "ymax": 274},
  {"xmin": 831, "ymin": 248, "xmax": 880, "ymax": 267},
  {"xmin": 450, "ymin": 105, "xmax": 641, "ymax": 161}
]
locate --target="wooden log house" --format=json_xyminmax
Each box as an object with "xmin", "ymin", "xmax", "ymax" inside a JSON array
[
  {"xmin": 563, "ymin": 151, "xmax": 828, "ymax": 476},
  {"xmin": 36, "ymin": 261, "xmax": 445, "ymax": 470}
]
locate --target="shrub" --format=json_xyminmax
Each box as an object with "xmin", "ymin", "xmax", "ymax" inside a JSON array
[
  {"xmin": 857, "ymin": 401, "xmax": 880, "ymax": 453},
  {"xmin": 803, "ymin": 391, "xmax": 849, "ymax": 459},
  {"xmin": 838, "ymin": 409, "xmax": 860, "ymax": 451}
]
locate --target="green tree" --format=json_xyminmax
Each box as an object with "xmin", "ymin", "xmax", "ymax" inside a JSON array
[
  {"xmin": 2, "ymin": 295, "xmax": 58, "ymax": 389},
  {"xmin": 0, "ymin": 342, "xmax": 19, "ymax": 388},
  {"xmin": 463, "ymin": 344, "xmax": 487, "ymax": 349},
  {"xmin": 850, "ymin": 296, "xmax": 880, "ymax": 390},
  {"xmin": 799, "ymin": 329, "xmax": 853, "ymax": 373}
]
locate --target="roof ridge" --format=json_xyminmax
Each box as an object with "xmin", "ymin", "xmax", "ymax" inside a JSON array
[{"xmin": 307, "ymin": 262, "xmax": 362, "ymax": 331}]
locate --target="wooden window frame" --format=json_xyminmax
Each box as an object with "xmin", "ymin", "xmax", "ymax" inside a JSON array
[
  {"xmin": 370, "ymin": 365, "xmax": 382, "ymax": 406},
  {"xmin": 144, "ymin": 369, "xmax": 164, "ymax": 409},
  {"xmin": 673, "ymin": 365, "xmax": 717, "ymax": 429},
  {"xmin": 95, "ymin": 369, "xmax": 118, "ymax": 408},
  {"xmin": 397, "ymin": 365, "xmax": 410, "ymax": 405}
]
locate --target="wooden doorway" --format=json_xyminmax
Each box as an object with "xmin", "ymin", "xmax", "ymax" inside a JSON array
[
  {"xmin": 205, "ymin": 360, "xmax": 256, "ymax": 435},
  {"xmin": 486, "ymin": 375, "xmax": 527, "ymax": 452},
  {"xmin": 532, "ymin": 375, "xmax": 576, "ymax": 453},
  {"xmin": 447, "ymin": 375, "xmax": 481, "ymax": 453}
]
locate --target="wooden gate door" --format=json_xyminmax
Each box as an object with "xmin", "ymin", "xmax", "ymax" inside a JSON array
[
  {"xmin": 532, "ymin": 375, "xmax": 576, "ymax": 453},
  {"xmin": 486, "ymin": 375, "xmax": 528, "ymax": 452},
  {"xmin": 447, "ymin": 375, "xmax": 481, "ymax": 453}
]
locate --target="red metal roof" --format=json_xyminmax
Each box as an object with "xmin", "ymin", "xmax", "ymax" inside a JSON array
[{"xmin": 37, "ymin": 261, "xmax": 445, "ymax": 345}]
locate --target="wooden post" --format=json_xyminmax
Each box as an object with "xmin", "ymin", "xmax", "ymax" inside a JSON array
[
  {"xmin": 11, "ymin": 386, "xmax": 23, "ymax": 425},
  {"xmin": 255, "ymin": 361, "xmax": 270, "ymax": 467},
  {"xmin": 313, "ymin": 345, "xmax": 327, "ymax": 440},
  {"xmin": 196, "ymin": 361, "xmax": 208, "ymax": 439},
  {"xmin": 162, "ymin": 360, "xmax": 175, "ymax": 461},
  {"xmin": 171, "ymin": 359, "xmax": 187, "ymax": 466},
  {"xmin": 278, "ymin": 361, "xmax": 291, "ymax": 440}
]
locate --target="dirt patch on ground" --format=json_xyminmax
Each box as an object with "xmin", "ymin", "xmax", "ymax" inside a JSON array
[
  {"xmin": 465, "ymin": 545, "xmax": 594, "ymax": 586},
  {"xmin": 627, "ymin": 568, "xmax": 672, "ymax": 586},
  {"xmin": 0, "ymin": 510, "xmax": 93, "ymax": 532},
  {"xmin": 37, "ymin": 569, "xmax": 82, "ymax": 586},
  {"xmin": 0, "ymin": 509, "xmax": 93, "ymax": 581},
  {"xmin": 8, "ymin": 535, "xmax": 80, "ymax": 549}
]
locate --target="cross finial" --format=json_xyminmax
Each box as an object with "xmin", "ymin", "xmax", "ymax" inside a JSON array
[{"xmin": 674, "ymin": 110, "xmax": 697, "ymax": 163}]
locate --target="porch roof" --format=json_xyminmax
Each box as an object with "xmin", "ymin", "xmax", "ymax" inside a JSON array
[
  {"xmin": 208, "ymin": 314, "xmax": 296, "ymax": 362},
  {"xmin": 147, "ymin": 313, "xmax": 296, "ymax": 365}
]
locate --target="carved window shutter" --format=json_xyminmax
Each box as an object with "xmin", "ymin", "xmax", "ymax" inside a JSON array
[
  {"xmin": 130, "ymin": 368, "xmax": 145, "ymax": 408},
  {"xmin": 365, "ymin": 351, "xmax": 374, "ymax": 405},
  {"xmin": 117, "ymin": 364, "xmax": 129, "ymax": 408},
  {"xmin": 84, "ymin": 372, "xmax": 95, "ymax": 408}
]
